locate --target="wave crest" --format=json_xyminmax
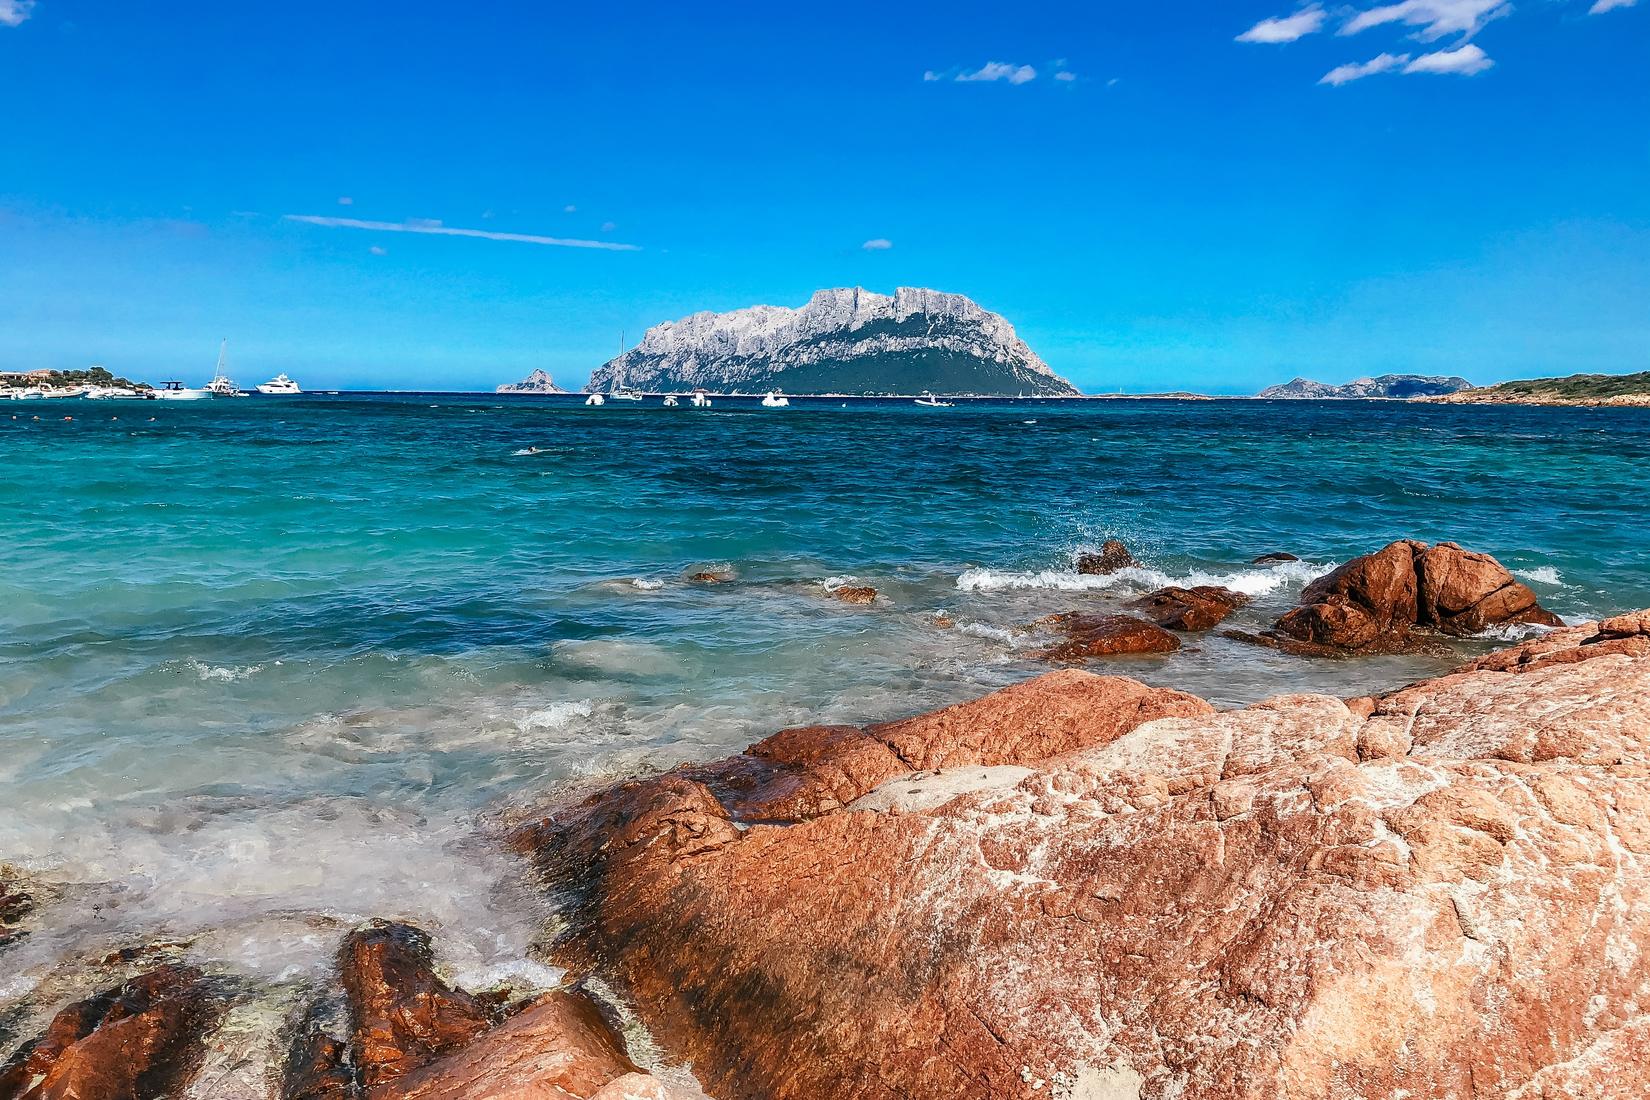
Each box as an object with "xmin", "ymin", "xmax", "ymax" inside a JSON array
[{"xmin": 956, "ymin": 559, "xmax": 1333, "ymax": 598}]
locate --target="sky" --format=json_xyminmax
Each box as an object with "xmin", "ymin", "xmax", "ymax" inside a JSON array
[{"xmin": 1, "ymin": 1, "xmax": 1646, "ymax": 394}]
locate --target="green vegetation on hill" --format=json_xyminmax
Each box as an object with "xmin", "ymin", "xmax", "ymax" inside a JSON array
[
  {"xmin": 1481, "ymin": 371, "xmax": 1650, "ymax": 399},
  {"xmin": 1, "ymin": 366, "xmax": 149, "ymax": 391}
]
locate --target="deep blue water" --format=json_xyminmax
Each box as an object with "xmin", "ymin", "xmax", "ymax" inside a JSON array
[{"xmin": 1, "ymin": 394, "xmax": 1647, "ymax": 1002}]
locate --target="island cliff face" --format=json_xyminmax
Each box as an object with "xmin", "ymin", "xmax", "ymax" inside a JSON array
[
  {"xmin": 585, "ymin": 287, "xmax": 1079, "ymax": 396},
  {"xmin": 1258, "ymin": 374, "xmax": 1471, "ymax": 399},
  {"xmin": 495, "ymin": 369, "xmax": 566, "ymax": 394}
]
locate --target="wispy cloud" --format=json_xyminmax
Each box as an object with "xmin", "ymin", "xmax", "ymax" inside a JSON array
[
  {"xmin": 337, "ymin": 196, "xmax": 353, "ymax": 206},
  {"xmin": 1590, "ymin": 0, "xmax": 1638, "ymax": 12},
  {"xmin": 1403, "ymin": 41, "xmax": 1494, "ymax": 73},
  {"xmin": 1320, "ymin": 52, "xmax": 1411, "ymax": 84},
  {"xmin": 1237, "ymin": 6, "xmax": 1328, "ymax": 43},
  {"xmin": 283, "ymin": 215, "xmax": 640, "ymax": 251},
  {"xmin": 956, "ymin": 61, "xmax": 1038, "ymax": 84},
  {"xmin": 861, "ymin": 238, "xmax": 893, "ymax": 251},
  {"xmin": 0, "ymin": 0, "xmax": 35, "ymax": 27},
  {"xmin": 1054, "ymin": 70, "xmax": 1078, "ymax": 82},
  {"xmin": 1340, "ymin": 0, "xmax": 1510, "ymax": 41}
]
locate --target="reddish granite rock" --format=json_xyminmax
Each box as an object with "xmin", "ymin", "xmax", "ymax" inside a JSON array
[
  {"xmin": 830, "ymin": 585, "xmax": 877, "ymax": 605},
  {"xmin": 0, "ymin": 965, "xmax": 226, "ymax": 1100},
  {"xmin": 1264, "ymin": 539, "xmax": 1560, "ymax": 654},
  {"xmin": 336, "ymin": 921, "xmax": 498, "ymax": 1089},
  {"xmin": 523, "ymin": 621, "xmax": 1650, "ymax": 1100},
  {"xmin": 1126, "ymin": 586, "xmax": 1250, "ymax": 631},
  {"xmin": 1033, "ymin": 613, "xmax": 1180, "ymax": 661},
  {"xmin": 1457, "ymin": 611, "xmax": 1650, "ymax": 674},
  {"xmin": 1073, "ymin": 539, "xmax": 1136, "ymax": 575},
  {"xmin": 685, "ymin": 569, "xmax": 733, "ymax": 585}
]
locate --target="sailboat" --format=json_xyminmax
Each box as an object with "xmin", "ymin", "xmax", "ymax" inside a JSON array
[{"xmin": 206, "ymin": 340, "xmax": 241, "ymax": 397}]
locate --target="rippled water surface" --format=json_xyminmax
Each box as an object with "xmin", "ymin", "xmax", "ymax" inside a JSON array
[{"xmin": 2, "ymin": 394, "xmax": 1647, "ymax": 1008}]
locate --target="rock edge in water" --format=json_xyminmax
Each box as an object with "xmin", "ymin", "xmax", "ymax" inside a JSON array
[{"xmin": 517, "ymin": 612, "xmax": 1650, "ymax": 1100}]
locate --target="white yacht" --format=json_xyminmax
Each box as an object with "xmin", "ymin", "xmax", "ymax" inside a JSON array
[
  {"xmin": 689, "ymin": 390, "xmax": 712, "ymax": 408},
  {"xmin": 760, "ymin": 391, "xmax": 790, "ymax": 408},
  {"xmin": 256, "ymin": 374, "xmax": 302, "ymax": 395},
  {"xmin": 662, "ymin": 395, "xmax": 679, "ymax": 407},
  {"xmin": 610, "ymin": 388, "xmax": 644, "ymax": 402},
  {"xmin": 584, "ymin": 393, "xmax": 606, "ymax": 406},
  {"xmin": 155, "ymin": 380, "xmax": 210, "ymax": 401},
  {"xmin": 914, "ymin": 393, "xmax": 955, "ymax": 408}
]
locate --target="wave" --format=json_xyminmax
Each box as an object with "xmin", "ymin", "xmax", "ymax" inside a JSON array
[
  {"xmin": 1513, "ymin": 566, "xmax": 1565, "ymax": 586},
  {"xmin": 956, "ymin": 559, "xmax": 1333, "ymax": 598},
  {"xmin": 514, "ymin": 700, "xmax": 597, "ymax": 732},
  {"xmin": 184, "ymin": 658, "xmax": 265, "ymax": 683}
]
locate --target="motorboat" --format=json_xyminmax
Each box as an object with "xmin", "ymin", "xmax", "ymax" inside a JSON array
[
  {"xmin": 584, "ymin": 393, "xmax": 606, "ymax": 406},
  {"xmin": 914, "ymin": 393, "xmax": 955, "ymax": 408},
  {"xmin": 610, "ymin": 388, "xmax": 644, "ymax": 402},
  {"xmin": 689, "ymin": 390, "xmax": 712, "ymax": 408},
  {"xmin": 760, "ymin": 391, "xmax": 790, "ymax": 408},
  {"xmin": 155, "ymin": 380, "xmax": 210, "ymax": 401},
  {"xmin": 662, "ymin": 395, "xmax": 679, "ymax": 407},
  {"xmin": 256, "ymin": 374, "xmax": 302, "ymax": 395}
]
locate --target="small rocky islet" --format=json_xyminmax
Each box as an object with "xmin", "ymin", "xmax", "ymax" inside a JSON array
[{"xmin": 5, "ymin": 542, "xmax": 1649, "ymax": 1100}]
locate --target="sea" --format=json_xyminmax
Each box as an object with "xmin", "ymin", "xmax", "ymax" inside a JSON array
[{"xmin": 3, "ymin": 393, "xmax": 1648, "ymax": 1023}]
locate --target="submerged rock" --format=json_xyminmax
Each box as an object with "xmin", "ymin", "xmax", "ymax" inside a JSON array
[
  {"xmin": 1251, "ymin": 539, "xmax": 1560, "ymax": 654},
  {"xmin": 0, "ymin": 965, "xmax": 227, "ymax": 1100},
  {"xmin": 685, "ymin": 570, "xmax": 733, "ymax": 585},
  {"xmin": 1073, "ymin": 539, "xmax": 1135, "ymax": 575},
  {"xmin": 1126, "ymin": 586, "xmax": 1250, "ymax": 631},
  {"xmin": 517, "ymin": 621, "xmax": 1650, "ymax": 1100},
  {"xmin": 828, "ymin": 585, "xmax": 877, "ymax": 606},
  {"xmin": 1032, "ymin": 613, "xmax": 1180, "ymax": 661},
  {"xmin": 1251, "ymin": 551, "xmax": 1299, "ymax": 564}
]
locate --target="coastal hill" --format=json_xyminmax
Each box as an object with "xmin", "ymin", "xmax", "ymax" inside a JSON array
[
  {"xmin": 1426, "ymin": 370, "xmax": 1650, "ymax": 407},
  {"xmin": 1258, "ymin": 374, "xmax": 1471, "ymax": 399},
  {"xmin": 495, "ymin": 369, "xmax": 565, "ymax": 394},
  {"xmin": 585, "ymin": 287, "xmax": 1079, "ymax": 397}
]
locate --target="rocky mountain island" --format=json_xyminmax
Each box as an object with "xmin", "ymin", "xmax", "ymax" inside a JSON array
[
  {"xmin": 1258, "ymin": 374, "xmax": 1471, "ymax": 399},
  {"xmin": 495, "ymin": 369, "xmax": 566, "ymax": 394},
  {"xmin": 585, "ymin": 287, "xmax": 1079, "ymax": 396}
]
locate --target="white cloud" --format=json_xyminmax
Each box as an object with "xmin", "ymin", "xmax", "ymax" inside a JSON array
[
  {"xmin": 861, "ymin": 238, "xmax": 893, "ymax": 250},
  {"xmin": 563, "ymin": 204, "xmax": 576, "ymax": 213},
  {"xmin": 1054, "ymin": 71, "xmax": 1078, "ymax": 82},
  {"xmin": 337, "ymin": 196, "xmax": 353, "ymax": 206},
  {"xmin": 1340, "ymin": 0, "xmax": 1510, "ymax": 41},
  {"xmin": 1320, "ymin": 52, "xmax": 1412, "ymax": 84},
  {"xmin": 368, "ymin": 245, "xmax": 387, "ymax": 256},
  {"xmin": 1590, "ymin": 0, "xmax": 1638, "ymax": 11},
  {"xmin": 601, "ymin": 220, "xmax": 617, "ymax": 231},
  {"xmin": 0, "ymin": 0, "xmax": 34, "ymax": 27},
  {"xmin": 1403, "ymin": 41, "xmax": 1494, "ymax": 73},
  {"xmin": 955, "ymin": 61, "xmax": 1038, "ymax": 84},
  {"xmin": 284, "ymin": 215, "xmax": 640, "ymax": 251},
  {"xmin": 1237, "ymin": 6, "xmax": 1328, "ymax": 43}
]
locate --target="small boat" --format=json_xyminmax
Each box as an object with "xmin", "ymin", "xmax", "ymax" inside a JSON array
[
  {"xmin": 689, "ymin": 389, "xmax": 712, "ymax": 408},
  {"xmin": 585, "ymin": 393, "xmax": 606, "ymax": 406},
  {"xmin": 256, "ymin": 374, "xmax": 302, "ymax": 395},
  {"xmin": 760, "ymin": 391, "xmax": 790, "ymax": 408},
  {"xmin": 914, "ymin": 393, "xmax": 955, "ymax": 408},
  {"xmin": 155, "ymin": 380, "xmax": 210, "ymax": 401},
  {"xmin": 662, "ymin": 395, "xmax": 679, "ymax": 407},
  {"xmin": 207, "ymin": 341, "xmax": 241, "ymax": 396},
  {"xmin": 610, "ymin": 388, "xmax": 644, "ymax": 402}
]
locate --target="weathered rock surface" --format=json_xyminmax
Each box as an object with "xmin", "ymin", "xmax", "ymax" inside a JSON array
[
  {"xmin": 1253, "ymin": 539, "xmax": 1560, "ymax": 654},
  {"xmin": 685, "ymin": 570, "xmax": 733, "ymax": 585},
  {"xmin": 1251, "ymin": 552, "xmax": 1299, "ymax": 564},
  {"xmin": 1073, "ymin": 539, "xmax": 1135, "ymax": 575},
  {"xmin": 0, "ymin": 965, "xmax": 226, "ymax": 1100},
  {"xmin": 829, "ymin": 585, "xmax": 877, "ymax": 606},
  {"xmin": 283, "ymin": 919, "xmax": 684, "ymax": 1100},
  {"xmin": 519, "ymin": 620, "xmax": 1650, "ymax": 1100},
  {"xmin": 0, "ymin": 865, "xmax": 31, "ymax": 948},
  {"xmin": 1032, "ymin": 613, "xmax": 1181, "ymax": 661},
  {"xmin": 1125, "ymin": 586, "xmax": 1249, "ymax": 631}
]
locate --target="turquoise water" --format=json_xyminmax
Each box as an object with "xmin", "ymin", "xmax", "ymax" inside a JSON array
[{"xmin": 2, "ymin": 395, "xmax": 1647, "ymax": 1003}]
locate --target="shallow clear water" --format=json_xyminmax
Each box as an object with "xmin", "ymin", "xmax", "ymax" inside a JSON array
[{"xmin": 2, "ymin": 394, "xmax": 1647, "ymax": 1010}]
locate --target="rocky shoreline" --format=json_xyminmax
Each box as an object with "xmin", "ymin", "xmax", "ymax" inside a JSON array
[{"xmin": 3, "ymin": 548, "xmax": 1647, "ymax": 1099}]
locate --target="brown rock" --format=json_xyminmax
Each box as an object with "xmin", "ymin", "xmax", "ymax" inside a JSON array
[
  {"xmin": 0, "ymin": 965, "xmax": 226, "ymax": 1100},
  {"xmin": 1032, "ymin": 613, "xmax": 1181, "ymax": 661},
  {"xmin": 378, "ymin": 991, "xmax": 653, "ymax": 1100},
  {"xmin": 1073, "ymin": 539, "xmax": 1136, "ymax": 575},
  {"xmin": 0, "ymin": 866, "xmax": 31, "ymax": 947},
  {"xmin": 524, "ymin": 620, "xmax": 1650, "ymax": 1100},
  {"xmin": 1126, "ymin": 586, "xmax": 1250, "ymax": 631},
  {"xmin": 336, "ymin": 920, "xmax": 497, "ymax": 1089},
  {"xmin": 1251, "ymin": 552, "xmax": 1299, "ymax": 564},
  {"xmin": 830, "ymin": 585, "xmax": 877, "ymax": 605},
  {"xmin": 1267, "ymin": 539, "xmax": 1560, "ymax": 654},
  {"xmin": 685, "ymin": 570, "xmax": 733, "ymax": 585}
]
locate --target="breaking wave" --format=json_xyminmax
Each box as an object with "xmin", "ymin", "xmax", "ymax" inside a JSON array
[{"xmin": 956, "ymin": 559, "xmax": 1334, "ymax": 598}]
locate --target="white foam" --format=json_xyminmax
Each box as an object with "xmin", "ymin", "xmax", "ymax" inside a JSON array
[
  {"xmin": 184, "ymin": 658, "xmax": 265, "ymax": 682},
  {"xmin": 957, "ymin": 621, "xmax": 1027, "ymax": 647},
  {"xmin": 515, "ymin": 700, "xmax": 596, "ymax": 731},
  {"xmin": 1514, "ymin": 566, "xmax": 1565, "ymax": 586},
  {"xmin": 628, "ymin": 578, "xmax": 666, "ymax": 591},
  {"xmin": 821, "ymin": 575, "xmax": 859, "ymax": 591},
  {"xmin": 956, "ymin": 559, "xmax": 1333, "ymax": 598}
]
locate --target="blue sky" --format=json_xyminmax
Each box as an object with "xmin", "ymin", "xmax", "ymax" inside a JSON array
[{"xmin": 1, "ymin": 1, "xmax": 1645, "ymax": 393}]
